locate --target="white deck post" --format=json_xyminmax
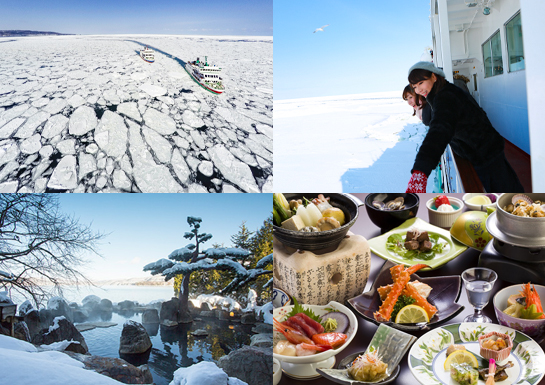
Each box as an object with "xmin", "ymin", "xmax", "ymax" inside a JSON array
[
  {"xmin": 521, "ymin": 0, "xmax": 545, "ymax": 191},
  {"xmin": 437, "ymin": 0, "xmax": 453, "ymax": 82}
]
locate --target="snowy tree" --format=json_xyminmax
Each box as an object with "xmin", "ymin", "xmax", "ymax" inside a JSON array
[
  {"xmin": 0, "ymin": 194, "xmax": 104, "ymax": 306},
  {"xmin": 143, "ymin": 216, "xmax": 272, "ymax": 323}
]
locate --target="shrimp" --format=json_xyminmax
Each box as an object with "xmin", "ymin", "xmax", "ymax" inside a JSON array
[{"xmin": 274, "ymin": 318, "xmax": 313, "ymax": 345}]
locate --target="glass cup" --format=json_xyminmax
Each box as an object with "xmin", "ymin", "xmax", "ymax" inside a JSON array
[{"xmin": 461, "ymin": 267, "xmax": 497, "ymax": 323}]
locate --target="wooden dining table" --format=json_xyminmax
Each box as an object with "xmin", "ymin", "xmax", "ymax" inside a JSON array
[{"xmin": 277, "ymin": 193, "xmax": 545, "ymax": 385}]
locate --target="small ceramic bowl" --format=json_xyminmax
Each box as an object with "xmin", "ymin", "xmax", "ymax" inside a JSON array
[
  {"xmin": 273, "ymin": 357, "xmax": 282, "ymax": 385},
  {"xmin": 426, "ymin": 196, "xmax": 464, "ymax": 229},
  {"xmin": 365, "ymin": 193, "xmax": 420, "ymax": 233},
  {"xmin": 463, "ymin": 193, "xmax": 499, "ymax": 211},
  {"xmin": 493, "ymin": 284, "xmax": 545, "ymax": 337},
  {"xmin": 479, "ymin": 331, "xmax": 513, "ymax": 362},
  {"xmin": 273, "ymin": 288, "xmax": 291, "ymax": 308}
]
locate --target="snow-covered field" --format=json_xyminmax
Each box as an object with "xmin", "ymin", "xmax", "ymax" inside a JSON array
[
  {"xmin": 0, "ymin": 34, "xmax": 272, "ymax": 193},
  {"xmin": 274, "ymin": 91, "xmax": 437, "ymax": 192}
]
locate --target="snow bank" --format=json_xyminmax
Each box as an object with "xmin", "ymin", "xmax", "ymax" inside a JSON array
[
  {"xmin": 0, "ymin": 335, "xmax": 122, "ymax": 385},
  {"xmin": 47, "ymin": 296, "xmax": 66, "ymax": 310},
  {"xmin": 195, "ymin": 294, "xmax": 241, "ymax": 312},
  {"xmin": 169, "ymin": 361, "xmax": 247, "ymax": 385}
]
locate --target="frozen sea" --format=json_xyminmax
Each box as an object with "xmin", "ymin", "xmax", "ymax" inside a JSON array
[
  {"xmin": 0, "ymin": 34, "xmax": 273, "ymax": 193},
  {"xmin": 274, "ymin": 91, "xmax": 438, "ymax": 192}
]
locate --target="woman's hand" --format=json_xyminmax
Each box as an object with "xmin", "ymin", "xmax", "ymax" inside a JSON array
[{"xmin": 406, "ymin": 170, "xmax": 427, "ymax": 193}]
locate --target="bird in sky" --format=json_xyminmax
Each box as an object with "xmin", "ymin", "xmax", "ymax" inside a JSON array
[{"xmin": 313, "ymin": 24, "xmax": 330, "ymax": 33}]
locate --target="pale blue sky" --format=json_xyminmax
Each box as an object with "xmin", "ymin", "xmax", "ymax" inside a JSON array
[
  {"xmin": 274, "ymin": 0, "xmax": 432, "ymax": 99},
  {"xmin": 58, "ymin": 194, "xmax": 272, "ymax": 280},
  {"xmin": 2, "ymin": 0, "xmax": 272, "ymax": 36}
]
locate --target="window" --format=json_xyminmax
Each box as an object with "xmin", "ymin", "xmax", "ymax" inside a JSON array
[
  {"xmin": 482, "ymin": 30, "xmax": 503, "ymax": 78},
  {"xmin": 505, "ymin": 11, "xmax": 524, "ymax": 72}
]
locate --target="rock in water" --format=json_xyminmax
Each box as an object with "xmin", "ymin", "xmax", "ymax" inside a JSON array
[
  {"xmin": 142, "ymin": 308, "xmax": 159, "ymax": 324},
  {"xmin": 32, "ymin": 317, "xmax": 89, "ymax": 354},
  {"xmin": 119, "ymin": 320, "xmax": 152, "ymax": 355},
  {"xmin": 159, "ymin": 298, "xmax": 179, "ymax": 326},
  {"xmin": 218, "ymin": 346, "xmax": 272, "ymax": 385}
]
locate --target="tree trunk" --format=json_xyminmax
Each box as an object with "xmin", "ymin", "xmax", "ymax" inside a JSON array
[{"xmin": 177, "ymin": 272, "xmax": 193, "ymax": 323}]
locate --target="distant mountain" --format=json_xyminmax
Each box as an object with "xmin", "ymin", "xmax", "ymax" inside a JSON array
[
  {"xmin": 0, "ymin": 30, "xmax": 74, "ymax": 37},
  {"xmin": 91, "ymin": 276, "xmax": 174, "ymax": 287}
]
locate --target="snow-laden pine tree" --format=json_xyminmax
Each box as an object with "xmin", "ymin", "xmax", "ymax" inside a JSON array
[{"xmin": 143, "ymin": 216, "xmax": 272, "ymax": 323}]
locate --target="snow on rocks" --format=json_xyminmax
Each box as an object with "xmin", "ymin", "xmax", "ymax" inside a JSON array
[
  {"xmin": 0, "ymin": 35, "xmax": 271, "ymax": 192},
  {"xmin": 69, "ymin": 106, "xmax": 98, "ymax": 136}
]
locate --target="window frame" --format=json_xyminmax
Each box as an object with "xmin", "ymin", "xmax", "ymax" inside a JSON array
[
  {"xmin": 482, "ymin": 29, "xmax": 504, "ymax": 78},
  {"xmin": 504, "ymin": 10, "xmax": 525, "ymax": 73}
]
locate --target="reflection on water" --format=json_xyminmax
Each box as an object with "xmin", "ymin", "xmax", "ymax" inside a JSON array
[{"xmin": 83, "ymin": 312, "xmax": 252, "ymax": 385}]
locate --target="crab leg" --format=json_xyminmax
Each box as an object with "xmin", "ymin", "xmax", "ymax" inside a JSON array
[
  {"xmin": 374, "ymin": 270, "xmax": 410, "ymax": 322},
  {"xmin": 403, "ymin": 282, "xmax": 437, "ymax": 319},
  {"xmin": 391, "ymin": 263, "xmax": 429, "ymax": 282}
]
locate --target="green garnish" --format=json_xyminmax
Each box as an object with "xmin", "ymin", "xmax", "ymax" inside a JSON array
[
  {"xmin": 520, "ymin": 304, "xmax": 545, "ymax": 320},
  {"xmin": 391, "ymin": 295, "xmax": 416, "ymax": 321},
  {"xmin": 285, "ymin": 297, "xmax": 322, "ymax": 323},
  {"xmin": 386, "ymin": 232, "xmax": 446, "ymax": 261},
  {"xmin": 323, "ymin": 318, "xmax": 338, "ymax": 332}
]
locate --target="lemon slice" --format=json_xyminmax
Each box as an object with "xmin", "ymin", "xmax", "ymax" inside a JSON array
[
  {"xmin": 467, "ymin": 195, "xmax": 492, "ymax": 205},
  {"xmin": 395, "ymin": 305, "xmax": 429, "ymax": 324},
  {"xmin": 443, "ymin": 350, "xmax": 479, "ymax": 371}
]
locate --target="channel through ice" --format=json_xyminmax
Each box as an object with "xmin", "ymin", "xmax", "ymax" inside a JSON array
[
  {"xmin": 274, "ymin": 91, "xmax": 438, "ymax": 192},
  {"xmin": 0, "ymin": 34, "xmax": 273, "ymax": 193}
]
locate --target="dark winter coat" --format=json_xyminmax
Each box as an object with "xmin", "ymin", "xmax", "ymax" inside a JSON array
[
  {"xmin": 411, "ymin": 82, "xmax": 505, "ymax": 176},
  {"xmin": 421, "ymin": 103, "xmax": 432, "ymax": 126}
]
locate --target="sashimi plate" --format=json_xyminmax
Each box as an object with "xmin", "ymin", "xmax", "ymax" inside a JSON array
[
  {"xmin": 408, "ymin": 322, "xmax": 545, "ymax": 385},
  {"xmin": 367, "ymin": 218, "xmax": 468, "ymax": 270},
  {"xmin": 273, "ymin": 301, "xmax": 358, "ymax": 379}
]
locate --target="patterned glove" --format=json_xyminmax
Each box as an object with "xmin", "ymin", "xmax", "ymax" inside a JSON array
[{"xmin": 406, "ymin": 170, "xmax": 428, "ymax": 193}]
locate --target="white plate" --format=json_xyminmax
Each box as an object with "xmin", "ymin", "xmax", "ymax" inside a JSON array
[{"xmin": 408, "ymin": 322, "xmax": 545, "ymax": 385}]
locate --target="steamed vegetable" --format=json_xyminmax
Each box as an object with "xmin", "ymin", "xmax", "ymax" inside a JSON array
[{"xmin": 273, "ymin": 193, "xmax": 292, "ymax": 226}]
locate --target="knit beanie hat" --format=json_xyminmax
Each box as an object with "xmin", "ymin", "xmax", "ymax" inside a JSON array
[{"xmin": 408, "ymin": 61, "xmax": 446, "ymax": 78}]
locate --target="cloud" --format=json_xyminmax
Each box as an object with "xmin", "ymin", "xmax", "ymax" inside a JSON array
[{"xmin": 130, "ymin": 257, "xmax": 142, "ymax": 265}]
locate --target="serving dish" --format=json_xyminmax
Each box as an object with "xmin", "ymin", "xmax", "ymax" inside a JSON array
[
  {"xmin": 273, "ymin": 357, "xmax": 282, "ymax": 385},
  {"xmin": 495, "ymin": 193, "xmax": 545, "ymax": 246},
  {"xmin": 273, "ymin": 300, "xmax": 358, "ymax": 379},
  {"xmin": 364, "ymin": 193, "xmax": 420, "ymax": 233},
  {"xmin": 316, "ymin": 323, "xmax": 415, "ymax": 384},
  {"xmin": 273, "ymin": 193, "xmax": 364, "ymax": 251},
  {"xmin": 408, "ymin": 322, "xmax": 545, "ymax": 385},
  {"xmin": 348, "ymin": 260, "xmax": 464, "ymax": 332},
  {"xmin": 494, "ymin": 283, "xmax": 545, "ymax": 338},
  {"xmin": 426, "ymin": 196, "xmax": 464, "ymax": 229},
  {"xmin": 463, "ymin": 193, "xmax": 499, "ymax": 211},
  {"xmin": 273, "ymin": 287, "xmax": 291, "ymax": 308},
  {"xmin": 367, "ymin": 217, "xmax": 468, "ymax": 270}
]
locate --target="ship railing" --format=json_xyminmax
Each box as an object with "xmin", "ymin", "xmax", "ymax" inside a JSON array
[{"xmin": 440, "ymin": 145, "xmax": 485, "ymax": 193}]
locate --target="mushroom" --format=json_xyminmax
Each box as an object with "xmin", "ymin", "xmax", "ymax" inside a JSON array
[
  {"xmin": 316, "ymin": 217, "xmax": 341, "ymax": 231},
  {"xmin": 289, "ymin": 199, "xmax": 303, "ymax": 210}
]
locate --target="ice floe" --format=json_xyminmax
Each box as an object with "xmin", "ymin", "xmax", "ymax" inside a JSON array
[{"xmin": 0, "ymin": 34, "xmax": 272, "ymax": 192}]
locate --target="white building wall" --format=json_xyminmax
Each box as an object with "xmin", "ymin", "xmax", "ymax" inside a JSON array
[
  {"xmin": 521, "ymin": 0, "xmax": 545, "ymax": 191},
  {"xmin": 473, "ymin": 1, "xmax": 529, "ymax": 154}
]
